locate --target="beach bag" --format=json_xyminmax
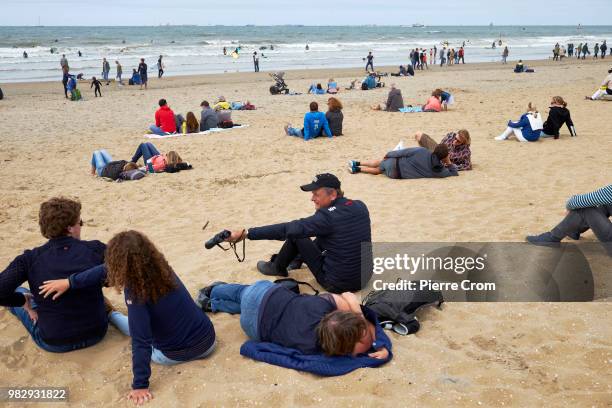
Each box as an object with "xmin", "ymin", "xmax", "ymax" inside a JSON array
[
  {"xmin": 362, "ymin": 283, "xmax": 443, "ymax": 335},
  {"xmin": 361, "ymin": 82, "xmax": 369, "ymax": 91},
  {"xmin": 71, "ymin": 89, "xmax": 82, "ymax": 101},
  {"xmin": 219, "ymin": 120, "xmax": 234, "ymax": 128},
  {"xmin": 274, "ymin": 278, "xmax": 319, "ymax": 295}
]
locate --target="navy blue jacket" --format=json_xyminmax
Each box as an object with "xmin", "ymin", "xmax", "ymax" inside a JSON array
[
  {"xmin": 0, "ymin": 236, "xmax": 107, "ymax": 345},
  {"xmin": 70, "ymin": 265, "xmax": 216, "ymax": 390},
  {"xmin": 240, "ymin": 305, "xmax": 392, "ymax": 376},
  {"xmin": 248, "ymin": 197, "xmax": 372, "ymax": 292}
]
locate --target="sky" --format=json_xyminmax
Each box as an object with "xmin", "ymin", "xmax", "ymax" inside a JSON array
[{"xmin": 1, "ymin": 0, "xmax": 611, "ymax": 26}]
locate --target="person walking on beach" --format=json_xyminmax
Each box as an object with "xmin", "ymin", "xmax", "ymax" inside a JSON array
[
  {"xmin": 138, "ymin": 58, "xmax": 148, "ymax": 90},
  {"xmin": 91, "ymin": 76, "xmax": 102, "ymax": 97},
  {"xmin": 253, "ymin": 52, "xmax": 260, "ymax": 72},
  {"xmin": 502, "ymin": 46, "xmax": 509, "ymax": 64},
  {"xmin": 458, "ymin": 47, "xmax": 465, "ymax": 64},
  {"xmin": 102, "ymin": 58, "xmax": 110, "ymax": 85},
  {"xmin": 594, "ymin": 43, "xmax": 600, "ymax": 59},
  {"xmin": 439, "ymin": 48, "xmax": 446, "ymax": 66},
  {"xmin": 433, "ymin": 45, "xmax": 437, "ymax": 64},
  {"xmin": 157, "ymin": 55, "xmax": 164, "ymax": 78},
  {"xmin": 115, "ymin": 60, "xmax": 123, "ymax": 85},
  {"xmin": 601, "ymin": 41, "xmax": 608, "ymax": 59},
  {"xmin": 60, "ymin": 54, "xmax": 69, "ymax": 73},
  {"xmin": 365, "ymin": 51, "xmax": 374, "ymax": 71},
  {"xmin": 581, "ymin": 43, "xmax": 590, "ymax": 60}
]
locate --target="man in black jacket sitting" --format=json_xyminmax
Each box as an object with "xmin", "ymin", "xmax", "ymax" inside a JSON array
[{"xmin": 225, "ymin": 173, "xmax": 372, "ymax": 293}]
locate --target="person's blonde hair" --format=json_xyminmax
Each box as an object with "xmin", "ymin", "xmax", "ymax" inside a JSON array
[
  {"xmin": 166, "ymin": 151, "xmax": 182, "ymax": 166},
  {"xmin": 457, "ymin": 129, "xmax": 471, "ymax": 146},
  {"xmin": 123, "ymin": 162, "xmax": 138, "ymax": 172},
  {"xmin": 527, "ymin": 102, "xmax": 539, "ymax": 118}
]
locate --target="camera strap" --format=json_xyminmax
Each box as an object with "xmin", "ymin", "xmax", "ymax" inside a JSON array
[{"xmin": 215, "ymin": 229, "xmax": 246, "ymax": 262}]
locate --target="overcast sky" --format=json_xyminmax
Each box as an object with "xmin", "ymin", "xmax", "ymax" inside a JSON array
[{"xmin": 2, "ymin": 0, "xmax": 611, "ymax": 26}]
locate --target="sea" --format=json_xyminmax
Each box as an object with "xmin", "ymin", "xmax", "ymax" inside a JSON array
[{"xmin": 1, "ymin": 25, "xmax": 611, "ymax": 83}]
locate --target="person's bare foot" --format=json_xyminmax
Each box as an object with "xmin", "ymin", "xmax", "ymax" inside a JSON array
[
  {"xmin": 414, "ymin": 131, "xmax": 423, "ymax": 141},
  {"xmin": 284, "ymin": 124, "xmax": 290, "ymax": 135}
]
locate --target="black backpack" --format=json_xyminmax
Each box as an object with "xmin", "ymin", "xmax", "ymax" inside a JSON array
[{"xmin": 362, "ymin": 282, "xmax": 443, "ymax": 335}]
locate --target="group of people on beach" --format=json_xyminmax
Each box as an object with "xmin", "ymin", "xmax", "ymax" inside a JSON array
[{"xmin": 60, "ymin": 55, "xmax": 153, "ymax": 99}]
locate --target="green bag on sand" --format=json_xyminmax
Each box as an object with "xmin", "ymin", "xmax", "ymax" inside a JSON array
[{"xmin": 71, "ymin": 89, "xmax": 82, "ymax": 101}]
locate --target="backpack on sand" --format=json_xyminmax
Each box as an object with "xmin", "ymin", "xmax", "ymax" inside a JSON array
[{"xmin": 362, "ymin": 282, "xmax": 443, "ymax": 335}]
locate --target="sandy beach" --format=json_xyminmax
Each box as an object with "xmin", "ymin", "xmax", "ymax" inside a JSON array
[{"xmin": 0, "ymin": 58, "xmax": 611, "ymax": 407}]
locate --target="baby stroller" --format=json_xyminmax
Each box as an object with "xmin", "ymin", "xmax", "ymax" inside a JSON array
[{"xmin": 269, "ymin": 71, "xmax": 290, "ymax": 95}]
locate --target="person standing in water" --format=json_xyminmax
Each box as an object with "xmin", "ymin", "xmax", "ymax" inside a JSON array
[
  {"xmin": 253, "ymin": 52, "xmax": 260, "ymax": 72},
  {"xmin": 60, "ymin": 54, "xmax": 69, "ymax": 73},
  {"xmin": 23, "ymin": 51, "xmax": 28, "ymax": 58},
  {"xmin": 157, "ymin": 55, "xmax": 164, "ymax": 78},
  {"xmin": 502, "ymin": 46, "xmax": 509, "ymax": 64}
]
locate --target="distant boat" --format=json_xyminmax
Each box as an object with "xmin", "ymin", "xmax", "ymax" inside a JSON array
[{"xmin": 412, "ymin": 23, "xmax": 425, "ymax": 28}]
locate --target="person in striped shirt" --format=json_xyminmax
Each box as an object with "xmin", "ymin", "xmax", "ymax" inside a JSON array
[{"xmin": 527, "ymin": 185, "xmax": 612, "ymax": 252}]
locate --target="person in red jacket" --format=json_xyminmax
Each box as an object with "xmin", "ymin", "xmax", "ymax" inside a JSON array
[{"xmin": 149, "ymin": 99, "xmax": 177, "ymax": 135}]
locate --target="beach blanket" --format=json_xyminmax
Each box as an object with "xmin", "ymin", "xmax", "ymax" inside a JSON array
[
  {"xmin": 144, "ymin": 125, "xmax": 249, "ymax": 139},
  {"xmin": 398, "ymin": 106, "xmax": 423, "ymax": 113},
  {"xmin": 239, "ymin": 306, "xmax": 393, "ymax": 376}
]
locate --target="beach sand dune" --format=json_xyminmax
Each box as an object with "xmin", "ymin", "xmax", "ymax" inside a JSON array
[{"xmin": 0, "ymin": 59, "xmax": 611, "ymax": 407}]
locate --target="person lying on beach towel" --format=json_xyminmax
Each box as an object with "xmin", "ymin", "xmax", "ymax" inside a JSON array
[
  {"xmin": 196, "ymin": 280, "xmax": 392, "ymax": 375},
  {"xmin": 585, "ymin": 67, "xmax": 612, "ymax": 100},
  {"xmin": 415, "ymin": 129, "xmax": 472, "ymax": 170},
  {"xmin": 91, "ymin": 150, "xmax": 146, "ymax": 181},
  {"xmin": 371, "ymin": 83, "xmax": 404, "ymax": 112},
  {"xmin": 0, "ymin": 197, "xmax": 128, "ymax": 354},
  {"xmin": 284, "ymin": 101, "xmax": 332, "ymax": 140},
  {"xmin": 348, "ymin": 144, "xmax": 458, "ymax": 179},
  {"xmin": 495, "ymin": 102, "xmax": 543, "ymax": 142},
  {"xmin": 527, "ymin": 184, "xmax": 612, "ymax": 255},
  {"xmin": 130, "ymin": 142, "xmax": 192, "ymax": 173},
  {"xmin": 38, "ymin": 230, "xmax": 217, "ymax": 406}
]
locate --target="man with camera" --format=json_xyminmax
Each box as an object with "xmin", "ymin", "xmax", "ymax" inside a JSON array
[{"xmin": 225, "ymin": 173, "xmax": 372, "ymax": 293}]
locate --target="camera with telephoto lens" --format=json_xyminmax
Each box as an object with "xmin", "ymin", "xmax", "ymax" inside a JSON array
[{"xmin": 204, "ymin": 230, "xmax": 231, "ymax": 249}]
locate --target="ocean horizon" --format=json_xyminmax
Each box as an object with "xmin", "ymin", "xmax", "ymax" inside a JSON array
[{"xmin": 1, "ymin": 25, "xmax": 611, "ymax": 83}]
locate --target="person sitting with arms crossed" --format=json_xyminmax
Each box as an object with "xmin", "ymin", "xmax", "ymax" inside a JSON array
[{"xmin": 220, "ymin": 173, "xmax": 372, "ymax": 293}]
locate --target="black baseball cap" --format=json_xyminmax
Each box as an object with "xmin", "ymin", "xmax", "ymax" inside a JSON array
[{"xmin": 300, "ymin": 173, "xmax": 341, "ymax": 191}]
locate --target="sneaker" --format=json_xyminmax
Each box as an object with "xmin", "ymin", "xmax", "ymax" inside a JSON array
[
  {"xmin": 287, "ymin": 259, "xmax": 303, "ymax": 271},
  {"xmin": 494, "ymin": 135, "xmax": 506, "ymax": 141},
  {"xmin": 196, "ymin": 281, "xmax": 227, "ymax": 312},
  {"xmin": 526, "ymin": 232, "xmax": 562, "ymax": 246},
  {"xmin": 348, "ymin": 160, "xmax": 359, "ymax": 174},
  {"xmin": 257, "ymin": 260, "xmax": 288, "ymax": 277}
]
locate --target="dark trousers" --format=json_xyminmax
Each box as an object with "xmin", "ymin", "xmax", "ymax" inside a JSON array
[
  {"xmin": 254, "ymin": 62, "xmax": 259, "ymax": 72},
  {"xmin": 365, "ymin": 61, "xmax": 373, "ymax": 71},
  {"xmin": 94, "ymin": 86, "xmax": 101, "ymax": 97},
  {"xmin": 62, "ymin": 79, "xmax": 68, "ymax": 98},
  {"xmin": 551, "ymin": 205, "xmax": 612, "ymax": 254},
  {"xmin": 272, "ymin": 237, "xmax": 337, "ymax": 290},
  {"xmin": 158, "ymin": 68, "xmax": 163, "ymax": 78}
]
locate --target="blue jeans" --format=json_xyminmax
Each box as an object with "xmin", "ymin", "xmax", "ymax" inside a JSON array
[
  {"xmin": 102, "ymin": 71, "xmax": 109, "ymax": 81},
  {"xmin": 9, "ymin": 287, "xmax": 111, "ymax": 353},
  {"xmin": 131, "ymin": 142, "xmax": 160, "ymax": 164},
  {"xmin": 286, "ymin": 127, "xmax": 303, "ymax": 137},
  {"xmin": 210, "ymin": 280, "xmax": 274, "ymax": 341},
  {"xmin": 91, "ymin": 149, "xmax": 113, "ymax": 176},
  {"xmin": 148, "ymin": 125, "xmax": 168, "ymax": 136},
  {"xmin": 108, "ymin": 310, "xmax": 216, "ymax": 365}
]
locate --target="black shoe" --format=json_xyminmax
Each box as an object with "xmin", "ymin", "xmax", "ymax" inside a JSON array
[
  {"xmin": 257, "ymin": 260, "xmax": 288, "ymax": 277},
  {"xmin": 196, "ymin": 281, "xmax": 226, "ymax": 312}
]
